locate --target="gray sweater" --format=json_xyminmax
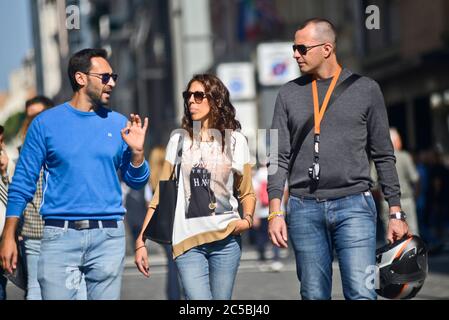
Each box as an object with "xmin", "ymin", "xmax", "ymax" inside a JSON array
[{"xmin": 267, "ymin": 68, "xmax": 401, "ymax": 207}]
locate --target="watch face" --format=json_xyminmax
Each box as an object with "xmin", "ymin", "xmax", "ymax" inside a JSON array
[{"xmin": 390, "ymin": 212, "xmax": 406, "ymax": 220}]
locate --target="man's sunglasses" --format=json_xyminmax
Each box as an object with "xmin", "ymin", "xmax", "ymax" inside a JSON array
[
  {"xmin": 182, "ymin": 91, "xmax": 207, "ymax": 104},
  {"xmin": 85, "ymin": 72, "xmax": 118, "ymax": 84},
  {"xmin": 292, "ymin": 43, "xmax": 326, "ymax": 55}
]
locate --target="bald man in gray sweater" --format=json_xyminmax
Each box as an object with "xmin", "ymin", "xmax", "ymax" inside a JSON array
[{"xmin": 267, "ymin": 18, "xmax": 410, "ymax": 300}]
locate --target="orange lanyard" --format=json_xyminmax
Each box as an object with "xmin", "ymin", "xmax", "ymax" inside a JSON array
[{"xmin": 312, "ymin": 66, "xmax": 342, "ymax": 134}]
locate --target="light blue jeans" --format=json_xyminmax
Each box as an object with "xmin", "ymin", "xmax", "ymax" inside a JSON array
[
  {"xmin": 23, "ymin": 238, "xmax": 87, "ymax": 300},
  {"xmin": 37, "ymin": 220, "xmax": 126, "ymax": 300},
  {"xmin": 286, "ymin": 192, "xmax": 377, "ymax": 300},
  {"xmin": 175, "ymin": 235, "xmax": 242, "ymax": 300}
]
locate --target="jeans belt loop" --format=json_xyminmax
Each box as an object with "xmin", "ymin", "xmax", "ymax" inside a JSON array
[
  {"xmin": 99, "ymin": 221, "xmax": 103, "ymax": 229},
  {"xmin": 64, "ymin": 220, "xmax": 69, "ymax": 231}
]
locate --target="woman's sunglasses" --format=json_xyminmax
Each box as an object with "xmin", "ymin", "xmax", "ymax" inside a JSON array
[
  {"xmin": 182, "ymin": 91, "xmax": 207, "ymax": 104},
  {"xmin": 292, "ymin": 43, "xmax": 326, "ymax": 55},
  {"xmin": 85, "ymin": 72, "xmax": 118, "ymax": 84}
]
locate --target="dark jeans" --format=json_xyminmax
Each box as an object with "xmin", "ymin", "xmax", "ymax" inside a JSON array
[
  {"xmin": 0, "ymin": 270, "xmax": 7, "ymax": 300},
  {"xmin": 255, "ymin": 218, "xmax": 280, "ymax": 261}
]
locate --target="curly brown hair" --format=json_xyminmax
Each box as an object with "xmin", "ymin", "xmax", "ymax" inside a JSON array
[{"xmin": 181, "ymin": 74, "xmax": 241, "ymax": 152}]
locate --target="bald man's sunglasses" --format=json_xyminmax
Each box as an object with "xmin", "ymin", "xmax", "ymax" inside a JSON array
[
  {"xmin": 292, "ymin": 43, "xmax": 326, "ymax": 55},
  {"xmin": 85, "ymin": 72, "xmax": 118, "ymax": 84}
]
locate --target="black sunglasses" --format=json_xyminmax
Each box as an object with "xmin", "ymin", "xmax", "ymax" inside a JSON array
[
  {"xmin": 85, "ymin": 72, "xmax": 118, "ymax": 84},
  {"xmin": 182, "ymin": 91, "xmax": 207, "ymax": 104},
  {"xmin": 292, "ymin": 43, "xmax": 326, "ymax": 55}
]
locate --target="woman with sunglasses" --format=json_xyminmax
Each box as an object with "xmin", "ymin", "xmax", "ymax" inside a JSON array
[{"xmin": 135, "ymin": 74, "xmax": 256, "ymax": 300}]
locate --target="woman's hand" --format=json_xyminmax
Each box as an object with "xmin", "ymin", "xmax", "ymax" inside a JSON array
[
  {"xmin": 134, "ymin": 238, "xmax": 150, "ymax": 277},
  {"xmin": 231, "ymin": 219, "xmax": 251, "ymax": 235}
]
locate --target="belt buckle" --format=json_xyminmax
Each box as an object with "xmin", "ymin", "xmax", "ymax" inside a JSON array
[{"xmin": 74, "ymin": 220, "xmax": 90, "ymax": 230}]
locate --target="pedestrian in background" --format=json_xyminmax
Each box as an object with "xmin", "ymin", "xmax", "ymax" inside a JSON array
[
  {"xmin": 0, "ymin": 125, "xmax": 15, "ymax": 300},
  {"xmin": 372, "ymin": 128, "xmax": 420, "ymax": 238},
  {"xmin": 17, "ymin": 96, "xmax": 87, "ymax": 300},
  {"xmin": 18, "ymin": 96, "xmax": 52, "ymax": 300},
  {"xmin": 252, "ymin": 164, "xmax": 284, "ymax": 272}
]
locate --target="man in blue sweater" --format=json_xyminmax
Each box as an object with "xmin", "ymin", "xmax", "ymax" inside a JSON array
[{"xmin": 0, "ymin": 48, "xmax": 150, "ymax": 300}]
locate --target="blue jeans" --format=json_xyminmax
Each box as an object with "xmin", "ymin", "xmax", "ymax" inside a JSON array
[
  {"xmin": 23, "ymin": 238, "xmax": 43, "ymax": 300},
  {"xmin": 286, "ymin": 192, "xmax": 377, "ymax": 300},
  {"xmin": 37, "ymin": 220, "xmax": 126, "ymax": 300},
  {"xmin": 162, "ymin": 244, "xmax": 182, "ymax": 300},
  {"xmin": 23, "ymin": 238, "xmax": 87, "ymax": 300},
  {"xmin": 175, "ymin": 235, "xmax": 241, "ymax": 300}
]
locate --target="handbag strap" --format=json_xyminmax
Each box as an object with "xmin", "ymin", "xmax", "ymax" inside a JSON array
[
  {"xmin": 169, "ymin": 133, "xmax": 184, "ymax": 184},
  {"xmin": 287, "ymin": 73, "xmax": 361, "ymax": 174}
]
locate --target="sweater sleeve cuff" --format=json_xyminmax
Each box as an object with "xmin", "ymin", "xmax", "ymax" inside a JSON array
[
  {"xmin": 128, "ymin": 160, "xmax": 149, "ymax": 177},
  {"xmin": 268, "ymin": 190, "xmax": 284, "ymax": 201},
  {"xmin": 386, "ymin": 196, "xmax": 401, "ymax": 208},
  {"xmin": 130, "ymin": 159, "xmax": 145, "ymax": 169},
  {"xmin": 6, "ymin": 201, "xmax": 26, "ymax": 218}
]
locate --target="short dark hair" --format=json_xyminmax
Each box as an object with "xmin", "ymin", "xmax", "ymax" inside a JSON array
[
  {"xmin": 0, "ymin": 125, "xmax": 4, "ymax": 135},
  {"xmin": 25, "ymin": 95, "xmax": 54, "ymax": 109},
  {"xmin": 68, "ymin": 48, "xmax": 108, "ymax": 92},
  {"xmin": 298, "ymin": 18, "xmax": 337, "ymax": 45}
]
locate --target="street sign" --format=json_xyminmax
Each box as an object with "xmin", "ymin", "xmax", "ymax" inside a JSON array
[
  {"xmin": 217, "ymin": 62, "xmax": 256, "ymax": 100},
  {"xmin": 257, "ymin": 42, "xmax": 300, "ymax": 86}
]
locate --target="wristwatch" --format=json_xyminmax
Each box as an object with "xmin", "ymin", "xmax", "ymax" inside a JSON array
[{"xmin": 389, "ymin": 211, "xmax": 407, "ymax": 221}]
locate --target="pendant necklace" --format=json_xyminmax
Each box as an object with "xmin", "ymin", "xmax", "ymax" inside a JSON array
[{"xmin": 201, "ymin": 138, "xmax": 217, "ymax": 210}]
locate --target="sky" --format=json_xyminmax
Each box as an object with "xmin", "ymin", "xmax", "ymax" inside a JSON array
[{"xmin": 0, "ymin": 0, "xmax": 32, "ymax": 92}]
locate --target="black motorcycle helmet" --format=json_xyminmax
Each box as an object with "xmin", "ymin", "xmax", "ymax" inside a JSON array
[{"xmin": 376, "ymin": 235, "xmax": 428, "ymax": 299}]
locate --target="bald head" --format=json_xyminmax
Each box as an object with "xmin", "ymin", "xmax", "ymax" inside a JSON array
[{"xmin": 298, "ymin": 18, "xmax": 337, "ymax": 47}]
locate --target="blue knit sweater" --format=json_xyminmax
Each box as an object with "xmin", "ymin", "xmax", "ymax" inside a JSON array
[{"xmin": 6, "ymin": 102, "xmax": 150, "ymax": 220}]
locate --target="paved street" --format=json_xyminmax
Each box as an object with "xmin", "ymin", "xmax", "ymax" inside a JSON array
[{"xmin": 5, "ymin": 241, "xmax": 449, "ymax": 300}]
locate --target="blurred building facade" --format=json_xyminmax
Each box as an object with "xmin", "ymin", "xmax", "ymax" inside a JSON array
[
  {"xmin": 209, "ymin": 0, "xmax": 449, "ymax": 155},
  {"xmin": 358, "ymin": 0, "xmax": 449, "ymax": 154},
  {"xmin": 0, "ymin": 51, "xmax": 36, "ymax": 125},
  {"xmin": 0, "ymin": 51, "xmax": 36, "ymax": 159}
]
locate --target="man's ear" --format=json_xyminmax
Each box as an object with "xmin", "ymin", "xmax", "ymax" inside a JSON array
[
  {"xmin": 75, "ymin": 71, "xmax": 87, "ymax": 87},
  {"xmin": 323, "ymin": 43, "xmax": 334, "ymax": 58}
]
